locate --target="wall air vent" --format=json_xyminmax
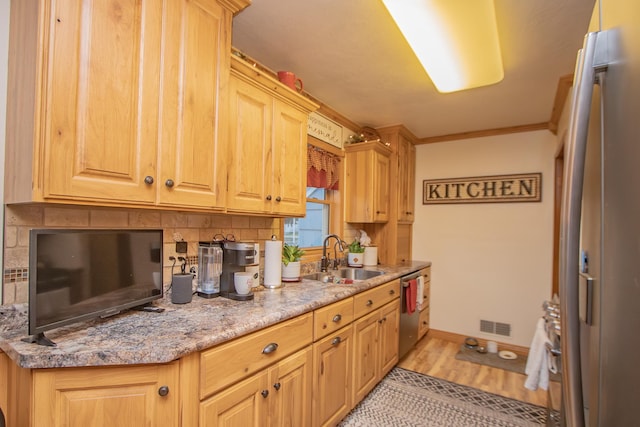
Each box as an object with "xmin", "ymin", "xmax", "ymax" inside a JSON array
[{"xmin": 479, "ymin": 320, "xmax": 512, "ymax": 337}]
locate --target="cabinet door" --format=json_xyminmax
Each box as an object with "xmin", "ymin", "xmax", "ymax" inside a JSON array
[
  {"xmin": 312, "ymin": 325, "xmax": 353, "ymax": 427},
  {"xmin": 373, "ymin": 150, "xmax": 391, "ymax": 222},
  {"xmin": 157, "ymin": 0, "xmax": 228, "ymax": 209},
  {"xmin": 44, "ymin": 0, "xmax": 161, "ymax": 204},
  {"xmin": 270, "ymin": 347, "xmax": 313, "ymax": 427},
  {"xmin": 396, "ymin": 223, "xmax": 412, "ymax": 264},
  {"xmin": 352, "ymin": 310, "xmax": 380, "ymax": 403},
  {"xmin": 379, "ymin": 299, "xmax": 400, "ymax": 376},
  {"xmin": 272, "ymin": 99, "xmax": 307, "ymax": 216},
  {"xmin": 227, "ymin": 75, "xmax": 272, "ymax": 213},
  {"xmin": 201, "ymin": 370, "xmax": 269, "ymax": 427},
  {"xmin": 32, "ymin": 363, "xmax": 179, "ymax": 427},
  {"xmin": 398, "ymin": 136, "xmax": 416, "ymax": 222}
]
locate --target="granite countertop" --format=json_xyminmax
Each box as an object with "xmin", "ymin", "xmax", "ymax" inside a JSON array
[{"xmin": 0, "ymin": 261, "xmax": 430, "ymax": 369}]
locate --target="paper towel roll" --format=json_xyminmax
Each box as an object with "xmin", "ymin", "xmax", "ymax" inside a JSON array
[{"xmin": 263, "ymin": 240, "xmax": 282, "ymax": 288}]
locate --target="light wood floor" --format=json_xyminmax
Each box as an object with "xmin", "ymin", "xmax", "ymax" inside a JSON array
[{"xmin": 397, "ymin": 334, "xmax": 560, "ymax": 407}]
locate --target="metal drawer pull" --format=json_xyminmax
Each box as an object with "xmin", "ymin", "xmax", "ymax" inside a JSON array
[
  {"xmin": 273, "ymin": 382, "xmax": 281, "ymax": 391},
  {"xmin": 158, "ymin": 386, "xmax": 169, "ymax": 396},
  {"xmin": 389, "ymin": 290, "xmax": 395, "ymax": 295},
  {"xmin": 366, "ymin": 300, "xmax": 373, "ymax": 306},
  {"xmin": 144, "ymin": 176, "xmax": 154, "ymax": 185},
  {"xmin": 332, "ymin": 314, "xmax": 342, "ymax": 322},
  {"xmin": 165, "ymin": 179, "xmax": 174, "ymax": 188},
  {"xmin": 331, "ymin": 336, "xmax": 342, "ymax": 346},
  {"xmin": 262, "ymin": 342, "xmax": 279, "ymax": 354},
  {"xmin": 261, "ymin": 390, "xmax": 269, "ymax": 398}
]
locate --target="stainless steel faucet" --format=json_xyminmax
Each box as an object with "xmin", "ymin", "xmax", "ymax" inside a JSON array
[{"xmin": 321, "ymin": 234, "xmax": 344, "ymax": 272}]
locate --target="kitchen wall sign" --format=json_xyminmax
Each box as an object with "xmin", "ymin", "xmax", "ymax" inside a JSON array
[
  {"xmin": 423, "ymin": 173, "xmax": 542, "ymax": 204},
  {"xmin": 307, "ymin": 112, "xmax": 343, "ymax": 148}
]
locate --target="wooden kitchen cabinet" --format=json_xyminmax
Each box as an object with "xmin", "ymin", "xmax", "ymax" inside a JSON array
[
  {"xmin": 352, "ymin": 299, "xmax": 400, "ymax": 403},
  {"xmin": 32, "ymin": 362, "xmax": 180, "ymax": 427},
  {"xmin": 5, "ymin": 0, "xmax": 247, "ymax": 210},
  {"xmin": 312, "ymin": 324, "xmax": 353, "ymax": 427},
  {"xmin": 227, "ymin": 56, "xmax": 318, "ymax": 216},
  {"xmin": 345, "ymin": 141, "xmax": 393, "ymax": 223},
  {"xmin": 200, "ymin": 347, "xmax": 312, "ymax": 427},
  {"xmin": 397, "ymin": 135, "xmax": 416, "ymax": 223},
  {"xmin": 418, "ymin": 266, "xmax": 431, "ymax": 340}
]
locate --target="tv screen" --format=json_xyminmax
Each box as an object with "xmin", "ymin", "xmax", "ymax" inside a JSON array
[{"xmin": 28, "ymin": 229, "xmax": 163, "ymax": 341}]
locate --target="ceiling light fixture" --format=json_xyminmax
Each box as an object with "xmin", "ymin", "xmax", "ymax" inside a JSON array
[{"xmin": 381, "ymin": 0, "xmax": 504, "ymax": 93}]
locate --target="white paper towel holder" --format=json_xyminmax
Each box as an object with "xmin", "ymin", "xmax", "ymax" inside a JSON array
[{"xmin": 264, "ymin": 235, "xmax": 283, "ymax": 289}]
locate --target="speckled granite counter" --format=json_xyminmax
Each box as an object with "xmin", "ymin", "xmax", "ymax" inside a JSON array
[{"xmin": 0, "ymin": 262, "xmax": 429, "ymax": 369}]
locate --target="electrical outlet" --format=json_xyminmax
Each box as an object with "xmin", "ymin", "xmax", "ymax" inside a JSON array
[{"xmin": 175, "ymin": 241, "xmax": 188, "ymax": 253}]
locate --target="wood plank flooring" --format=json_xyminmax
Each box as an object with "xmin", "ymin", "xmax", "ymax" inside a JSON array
[{"xmin": 397, "ymin": 334, "xmax": 560, "ymax": 407}]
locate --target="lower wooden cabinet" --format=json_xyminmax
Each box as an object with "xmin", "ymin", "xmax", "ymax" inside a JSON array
[
  {"xmin": 3, "ymin": 277, "xmax": 409, "ymax": 427},
  {"xmin": 200, "ymin": 347, "xmax": 312, "ymax": 427},
  {"xmin": 32, "ymin": 362, "xmax": 180, "ymax": 427},
  {"xmin": 352, "ymin": 299, "xmax": 400, "ymax": 403},
  {"xmin": 418, "ymin": 266, "xmax": 431, "ymax": 340},
  {"xmin": 312, "ymin": 324, "xmax": 353, "ymax": 427}
]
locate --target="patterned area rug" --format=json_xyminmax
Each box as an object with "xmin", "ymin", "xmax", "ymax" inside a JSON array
[{"xmin": 339, "ymin": 367, "xmax": 551, "ymax": 427}]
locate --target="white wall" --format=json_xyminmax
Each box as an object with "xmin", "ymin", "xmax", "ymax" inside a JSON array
[
  {"xmin": 413, "ymin": 130, "xmax": 556, "ymax": 346},
  {"xmin": 0, "ymin": 0, "xmax": 10, "ymax": 304}
]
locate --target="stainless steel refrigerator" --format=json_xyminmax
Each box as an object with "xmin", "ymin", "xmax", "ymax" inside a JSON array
[{"xmin": 560, "ymin": 1, "xmax": 640, "ymax": 426}]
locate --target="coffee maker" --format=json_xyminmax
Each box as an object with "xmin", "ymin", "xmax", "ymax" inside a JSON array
[{"xmin": 220, "ymin": 241, "xmax": 259, "ymax": 301}]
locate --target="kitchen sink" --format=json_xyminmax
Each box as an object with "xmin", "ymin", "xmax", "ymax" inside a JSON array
[{"xmin": 302, "ymin": 268, "xmax": 386, "ymax": 282}]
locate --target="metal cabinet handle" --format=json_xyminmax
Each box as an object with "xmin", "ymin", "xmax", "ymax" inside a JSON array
[
  {"xmin": 158, "ymin": 386, "xmax": 169, "ymax": 396},
  {"xmin": 261, "ymin": 390, "xmax": 269, "ymax": 398},
  {"xmin": 262, "ymin": 342, "xmax": 279, "ymax": 354},
  {"xmin": 366, "ymin": 300, "xmax": 373, "ymax": 307},
  {"xmin": 275, "ymin": 196, "xmax": 282, "ymax": 202},
  {"xmin": 389, "ymin": 290, "xmax": 395, "ymax": 295},
  {"xmin": 331, "ymin": 336, "xmax": 342, "ymax": 346},
  {"xmin": 332, "ymin": 314, "xmax": 342, "ymax": 323},
  {"xmin": 266, "ymin": 195, "xmax": 272, "ymax": 201},
  {"xmin": 273, "ymin": 382, "xmax": 281, "ymax": 391},
  {"xmin": 165, "ymin": 179, "xmax": 174, "ymax": 188},
  {"xmin": 144, "ymin": 176, "xmax": 154, "ymax": 185}
]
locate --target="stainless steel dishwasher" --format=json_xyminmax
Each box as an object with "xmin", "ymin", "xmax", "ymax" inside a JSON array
[{"xmin": 398, "ymin": 271, "xmax": 421, "ymax": 359}]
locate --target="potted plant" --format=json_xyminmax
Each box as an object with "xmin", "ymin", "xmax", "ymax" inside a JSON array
[
  {"xmin": 282, "ymin": 243, "xmax": 305, "ymax": 282},
  {"xmin": 347, "ymin": 239, "xmax": 365, "ymax": 267}
]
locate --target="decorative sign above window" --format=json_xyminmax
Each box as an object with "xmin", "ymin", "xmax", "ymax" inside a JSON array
[
  {"xmin": 307, "ymin": 112, "xmax": 343, "ymax": 148},
  {"xmin": 423, "ymin": 173, "xmax": 542, "ymax": 204}
]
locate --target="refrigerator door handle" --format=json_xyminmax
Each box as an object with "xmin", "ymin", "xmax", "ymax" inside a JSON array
[
  {"xmin": 578, "ymin": 272, "xmax": 595, "ymax": 326},
  {"xmin": 560, "ymin": 30, "xmax": 609, "ymax": 427}
]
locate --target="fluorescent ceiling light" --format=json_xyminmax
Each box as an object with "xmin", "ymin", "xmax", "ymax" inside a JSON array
[{"xmin": 381, "ymin": 0, "xmax": 504, "ymax": 93}]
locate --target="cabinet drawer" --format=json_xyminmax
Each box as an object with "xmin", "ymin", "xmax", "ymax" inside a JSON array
[
  {"xmin": 200, "ymin": 312, "xmax": 313, "ymax": 398},
  {"xmin": 418, "ymin": 307, "xmax": 430, "ymax": 340},
  {"xmin": 353, "ymin": 279, "xmax": 400, "ymax": 319},
  {"xmin": 314, "ymin": 298, "xmax": 354, "ymax": 341}
]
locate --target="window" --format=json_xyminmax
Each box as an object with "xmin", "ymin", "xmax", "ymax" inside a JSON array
[
  {"xmin": 283, "ymin": 142, "xmax": 342, "ymax": 253},
  {"xmin": 284, "ymin": 188, "xmax": 330, "ymax": 248}
]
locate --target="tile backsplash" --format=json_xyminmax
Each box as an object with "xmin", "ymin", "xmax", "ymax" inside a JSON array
[{"xmin": 2, "ymin": 204, "xmax": 280, "ymax": 304}]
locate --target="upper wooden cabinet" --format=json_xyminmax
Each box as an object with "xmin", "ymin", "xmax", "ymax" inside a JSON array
[
  {"xmin": 227, "ymin": 56, "xmax": 318, "ymax": 216},
  {"xmin": 5, "ymin": 0, "xmax": 248, "ymax": 211},
  {"xmin": 397, "ymin": 135, "xmax": 416, "ymax": 223},
  {"xmin": 344, "ymin": 141, "xmax": 393, "ymax": 223}
]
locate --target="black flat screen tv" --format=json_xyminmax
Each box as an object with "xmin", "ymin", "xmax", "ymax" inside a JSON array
[{"xmin": 27, "ymin": 229, "xmax": 163, "ymax": 345}]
